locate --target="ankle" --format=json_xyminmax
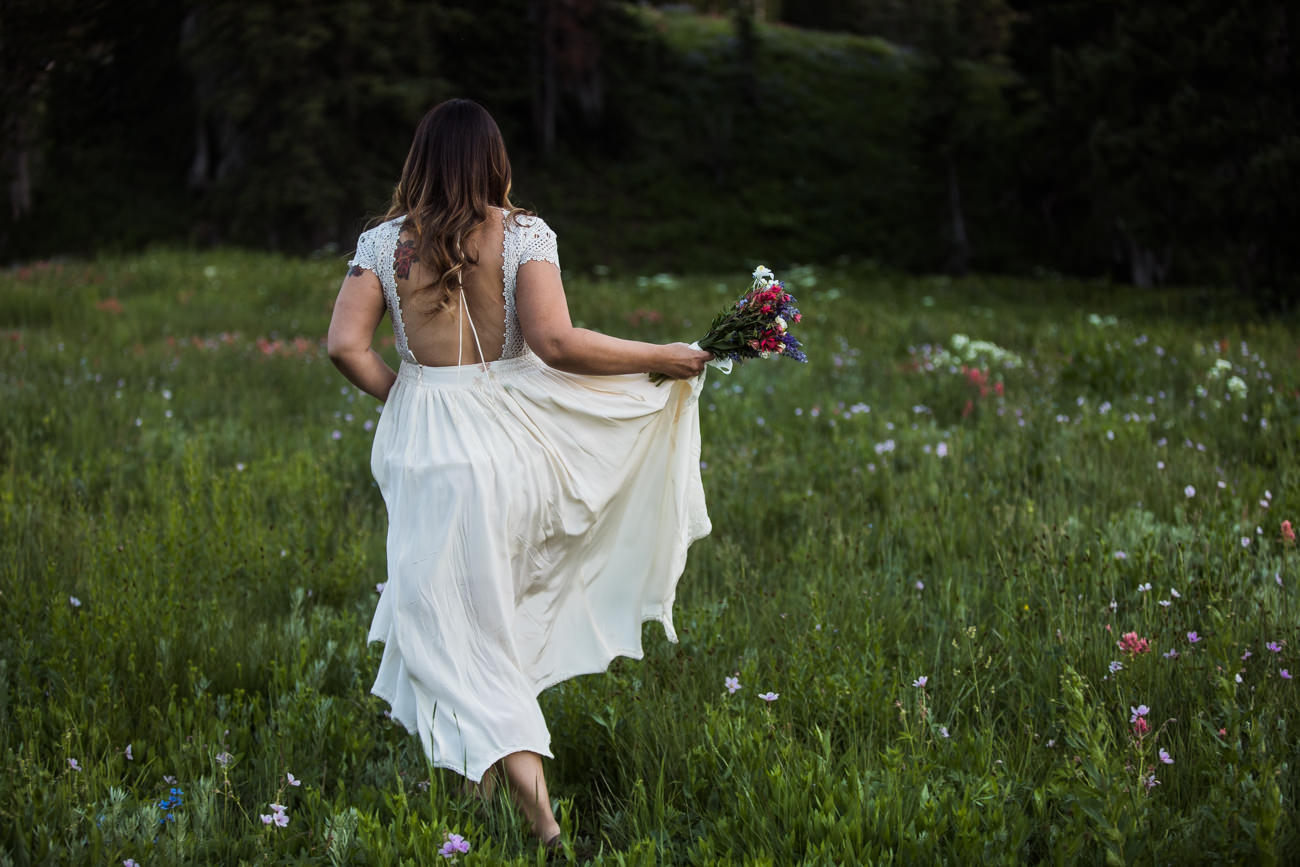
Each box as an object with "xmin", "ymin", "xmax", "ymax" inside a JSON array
[{"xmin": 536, "ymin": 818, "xmax": 561, "ymax": 842}]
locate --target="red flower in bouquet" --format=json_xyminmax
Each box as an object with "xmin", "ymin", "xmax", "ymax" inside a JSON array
[{"xmin": 650, "ymin": 265, "xmax": 807, "ymax": 384}]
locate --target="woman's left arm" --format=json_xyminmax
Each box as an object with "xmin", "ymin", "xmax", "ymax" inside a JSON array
[{"xmin": 327, "ymin": 268, "xmax": 397, "ymax": 402}]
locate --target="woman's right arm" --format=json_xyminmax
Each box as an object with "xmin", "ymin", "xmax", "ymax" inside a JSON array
[
  {"xmin": 326, "ymin": 267, "xmax": 397, "ymax": 401},
  {"xmin": 515, "ymin": 260, "xmax": 710, "ymax": 378}
]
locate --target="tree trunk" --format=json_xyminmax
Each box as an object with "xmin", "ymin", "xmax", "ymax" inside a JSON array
[
  {"xmin": 946, "ymin": 155, "xmax": 969, "ymax": 275},
  {"xmin": 1118, "ymin": 223, "xmax": 1171, "ymax": 288},
  {"xmin": 529, "ymin": 0, "xmax": 557, "ymax": 157},
  {"xmin": 733, "ymin": 0, "xmax": 759, "ymax": 108},
  {"xmin": 8, "ymin": 139, "xmax": 33, "ymax": 221}
]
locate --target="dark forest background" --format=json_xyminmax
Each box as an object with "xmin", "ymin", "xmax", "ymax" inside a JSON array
[{"xmin": 2, "ymin": 0, "xmax": 1296, "ymax": 305}]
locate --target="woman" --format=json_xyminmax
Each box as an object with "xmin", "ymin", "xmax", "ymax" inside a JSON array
[{"xmin": 326, "ymin": 99, "xmax": 713, "ymax": 848}]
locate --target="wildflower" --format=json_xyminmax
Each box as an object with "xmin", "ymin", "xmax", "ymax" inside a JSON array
[
  {"xmin": 752, "ymin": 265, "xmax": 775, "ymax": 283},
  {"xmin": 235, "ymin": 462, "xmax": 245, "ymax": 472},
  {"xmin": 215, "ymin": 752, "xmax": 232, "ymax": 767},
  {"xmin": 1283, "ymin": 670, "xmax": 1293, "ymax": 680},
  {"xmin": 331, "ymin": 430, "xmax": 342, "ymax": 440},
  {"xmin": 439, "ymin": 832, "xmax": 471, "ymax": 858},
  {"xmin": 1241, "ymin": 537, "xmax": 1251, "ymax": 548},
  {"xmin": 1159, "ymin": 600, "xmax": 1171, "ymax": 608},
  {"xmin": 1267, "ymin": 641, "xmax": 1282, "ymax": 653},
  {"xmin": 724, "ymin": 676, "xmax": 740, "ymax": 694},
  {"xmin": 1162, "ymin": 649, "xmax": 1180, "ymax": 659},
  {"xmin": 1114, "ymin": 551, "xmax": 1128, "ymax": 560},
  {"xmin": 758, "ymin": 692, "xmax": 780, "ymax": 702},
  {"xmin": 1108, "ymin": 660, "xmax": 1123, "ymax": 673},
  {"xmin": 914, "ymin": 580, "xmax": 925, "ymax": 591},
  {"xmin": 1117, "ymin": 632, "xmax": 1150, "ymax": 655},
  {"xmin": 1129, "ymin": 705, "xmax": 1150, "ymax": 723},
  {"xmin": 1143, "ymin": 774, "xmax": 1160, "ymax": 791},
  {"xmin": 1241, "ymin": 650, "xmax": 1252, "ymax": 660},
  {"xmin": 260, "ymin": 814, "xmax": 274, "ymax": 826},
  {"xmin": 1109, "ymin": 599, "xmax": 1118, "ymax": 612},
  {"xmin": 939, "ymin": 726, "xmax": 950, "ymax": 738},
  {"xmin": 69, "ymin": 758, "xmax": 81, "ymax": 771},
  {"xmin": 912, "ymin": 676, "xmax": 928, "ymax": 688},
  {"xmin": 69, "ymin": 596, "xmax": 82, "ymax": 608},
  {"xmin": 124, "ymin": 860, "xmax": 139, "ymax": 867},
  {"xmin": 1282, "ymin": 520, "xmax": 1296, "ymax": 544},
  {"xmin": 1185, "ymin": 485, "xmax": 1196, "ymax": 498},
  {"xmin": 273, "ymin": 811, "xmax": 289, "ymax": 828},
  {"xmin": 1170, "ymin": 588, "xmax": 1181, "ymax": 598},
  {"xmin": 1137, "ymin": 582, "xmax": 1152, "ymax": 593},
  {"xmin": 1132, "ymin": 717, "xmax": 1149, "ymax": 736},
  {"xmin": 287, "ymin": 772, "xmax": 301, "ymax": 787},
  {"xmin": 936, "ymin": 442, "xmax": 949, "ymax": 458},
  {"xmin": 125, "ymin": 743, "xmax": 133, "ymax": 761},
  {"xmin": 1187, "ymin": 631, "xmax": 1201, "ymax": 644},
  {"xmin": 375, "ymin": 582, "xmax": 386, "ymax": 594}
]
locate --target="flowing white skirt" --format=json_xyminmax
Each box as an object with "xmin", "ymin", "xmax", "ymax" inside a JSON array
[{"xmin": 367, "ymin": 351, "xmax": 711, "ymax": 781}]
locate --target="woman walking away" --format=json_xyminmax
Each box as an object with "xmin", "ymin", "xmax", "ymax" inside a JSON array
[{"xmin": 326, "ymin": 98, "xmax": 713, "ymax": 849}]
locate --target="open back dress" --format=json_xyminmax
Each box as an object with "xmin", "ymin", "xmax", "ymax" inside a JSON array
[{"xmin": 348, "ymin": 210, "xmax": 711, "ymax": 781}]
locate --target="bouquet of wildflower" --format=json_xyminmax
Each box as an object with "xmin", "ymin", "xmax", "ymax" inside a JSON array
[{"xmin": 650, "ymin": 265, "xmax": 806, "ymax": 384}]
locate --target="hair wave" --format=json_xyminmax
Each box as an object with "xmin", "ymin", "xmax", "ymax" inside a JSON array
[{"xmin": 383, "ymin": 99, "xmax": 531, "ymax": 313}]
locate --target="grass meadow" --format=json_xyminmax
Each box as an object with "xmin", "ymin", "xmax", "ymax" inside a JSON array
[{"xmin": 2, "ymin": 251, "xmax": 1299, "ymax": 865}]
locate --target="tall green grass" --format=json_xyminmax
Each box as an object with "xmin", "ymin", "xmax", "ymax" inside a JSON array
[{"xmin": 2, "ymin": 252, "xmax": 1298, "ymax": 864}]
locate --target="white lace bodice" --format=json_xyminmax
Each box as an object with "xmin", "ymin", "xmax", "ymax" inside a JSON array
[{"xmin": 348, "ymin": 210, "xmax": 560, "ymax": 364}]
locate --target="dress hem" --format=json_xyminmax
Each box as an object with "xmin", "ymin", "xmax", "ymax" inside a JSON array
[
  {"xmin": 529, "ymin": 611, "xmax": 678, "ymax": 696},
  {"xmin": 368, "ymin": 683, "xmax": 556, "ymax": 784}
]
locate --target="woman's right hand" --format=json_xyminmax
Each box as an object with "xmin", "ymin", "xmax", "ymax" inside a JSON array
[{"xmin": 655, "ymin": 343, "xmax": 713, "ymax": 379}]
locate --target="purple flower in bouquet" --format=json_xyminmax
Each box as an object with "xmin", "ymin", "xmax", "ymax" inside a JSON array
[{"xmin": 649, "ymin": 265, "xmax": 807, "ymax": 383}]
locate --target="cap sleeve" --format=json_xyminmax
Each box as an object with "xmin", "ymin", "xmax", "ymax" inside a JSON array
[
  {"xmin": 518, "ymin": 217, "xmax": 560, "ymax": 272},
  {"xmin": 347, "ymin": 229, "xmax": 378, "ymax": 273}
]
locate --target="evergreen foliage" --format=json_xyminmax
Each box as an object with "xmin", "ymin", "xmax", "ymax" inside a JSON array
[{"xmin": 0, "ymin": 0, "xmax": 1295, "ymax": 303}]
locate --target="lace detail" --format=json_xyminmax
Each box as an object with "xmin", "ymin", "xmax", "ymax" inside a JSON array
[
  {"xmin": 501, "ymin": 213, "xmax": 559, "ymax": 360},
  {"xmin": 352, "ymin": 217, "xmax": 416, "ymax": 364},
  {"xmin": 353, "ymin": 211, "xmax": 560, "ymax": 364}
]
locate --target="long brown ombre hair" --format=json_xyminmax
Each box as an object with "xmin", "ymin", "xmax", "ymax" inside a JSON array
[{"xmin": 383, "ymin": 99, "xmax": 529, "ymax": 313}]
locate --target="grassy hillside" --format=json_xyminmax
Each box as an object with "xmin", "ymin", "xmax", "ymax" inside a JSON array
[
  {"xmin": 2, "ymin": 251, "xmax": 1299, "ymax": 862},
  {"xmin": 524, "ymin": 7, "xmax": 959, "ymax": 276}
]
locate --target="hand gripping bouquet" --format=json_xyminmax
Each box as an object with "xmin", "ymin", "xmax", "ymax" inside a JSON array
[{"xmin": 650, "ymin": 265, "xmax": 807, "ymax": 384}]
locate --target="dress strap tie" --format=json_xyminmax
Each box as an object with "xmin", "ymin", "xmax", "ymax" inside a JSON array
[{"xmin": 455, "ymin": 268, "xmax": 491, "ymax": 386}]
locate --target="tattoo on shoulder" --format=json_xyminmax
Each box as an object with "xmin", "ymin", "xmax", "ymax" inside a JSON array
[
  {"xmin": 394, "ymin": 240, "xmax": 417, "ymax": 279},
  {"xmin": 347, "ymin": 265, "xmax": 366, "ymax": 277}
]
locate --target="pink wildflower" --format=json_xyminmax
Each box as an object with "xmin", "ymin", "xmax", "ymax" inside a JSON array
[{"xmin": 1117, "ymin": 631, "xmax": 1150, "ymax": 655}]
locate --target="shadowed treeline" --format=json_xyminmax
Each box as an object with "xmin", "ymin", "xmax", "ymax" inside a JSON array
[{"xmin": 2, "ymin": 0, "xmax": 1296, "ymax": 304}]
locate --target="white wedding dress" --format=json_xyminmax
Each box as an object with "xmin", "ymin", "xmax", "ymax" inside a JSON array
[{"xmin": 348, "ymin": 211, "xmax": 711, "ymax": 781}]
